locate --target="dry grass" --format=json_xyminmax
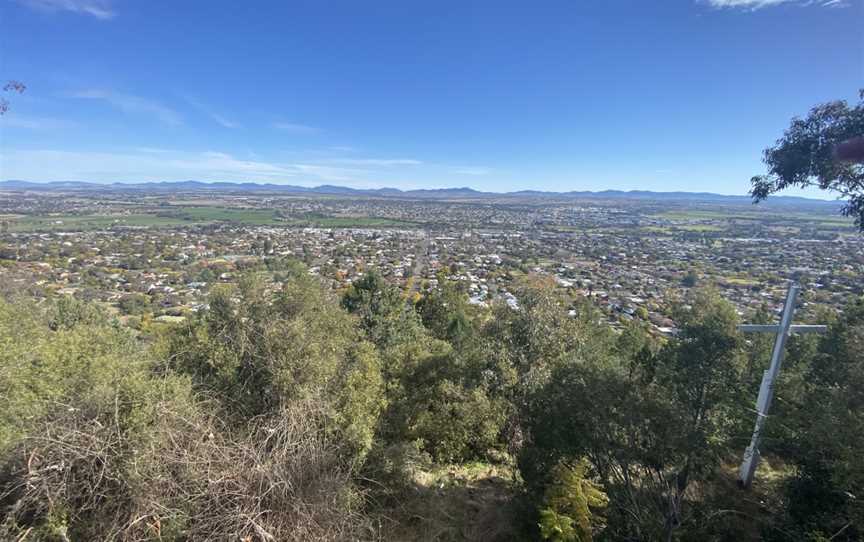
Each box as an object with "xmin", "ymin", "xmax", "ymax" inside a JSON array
[
  {"xmin": 374, "ymin": 461, "xmax": 522, "ymax": 542},
  {"xmin": 1, "ymin": 397, "xmax": 374, "ymax": 541}
]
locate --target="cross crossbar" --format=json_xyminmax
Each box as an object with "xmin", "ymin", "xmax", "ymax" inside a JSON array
[
  {"xmin": 736, "ymin": 283, "xmax": 828, "ymax": 488},
  {"xmin": 738, "ymin": 324, "xmax": 828, "ymax": 334}
]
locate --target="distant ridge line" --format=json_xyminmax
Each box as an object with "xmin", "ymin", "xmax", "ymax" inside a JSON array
[{"xmin": 0, "ymin": 180, "xmax": 839, "ymax": 205}]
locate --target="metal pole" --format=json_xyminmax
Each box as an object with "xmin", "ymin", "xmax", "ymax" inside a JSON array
[{"xmin": 738, "ymin": 283, "xmax": 800, "ymax": 488}]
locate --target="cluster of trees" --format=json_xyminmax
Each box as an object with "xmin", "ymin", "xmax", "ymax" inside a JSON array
[{"xmin": 1, "ymin": 266, "xmax": 862, "ymax": 541}]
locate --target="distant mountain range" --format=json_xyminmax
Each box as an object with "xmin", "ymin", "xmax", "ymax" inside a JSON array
[{"xmin": 0, "ymin": 180, "xmax": 841, "ymax": 206}]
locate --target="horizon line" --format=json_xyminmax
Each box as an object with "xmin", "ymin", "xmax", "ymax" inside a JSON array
[{"xmin": 0, "ymin": 178, "xmax": 841, "ymax": 202}]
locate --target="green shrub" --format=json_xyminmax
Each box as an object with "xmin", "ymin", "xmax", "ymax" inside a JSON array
[
  {"xmin": 159, "ymin": 273, "xmax": 386, "ymax": 460},
  {"xmin": 408, "ymin": 378, "xmax": 507, "ymax": 463},
  {"xmin": 538, "ymin": 458, "xmax": 609, "ymax": 542}
]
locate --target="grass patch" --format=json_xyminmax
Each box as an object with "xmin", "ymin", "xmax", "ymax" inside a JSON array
[
  {"xmin": 170, "ymin": 206, "xmax": 282, "ymax": 224},
  {"xmin": 723, "ymin": 276, "xmax": 759, "ymax": 287},
  {"xmin": 643, "ymin": 224, "xmax": 723, "ymax": 233},
  {"xmin": 678, "ymin": 224, "xmax": 723, "ymax": 232},
  {"xmin": 379, "ymin": 462, "xmax": 521, "ymax": 541}
]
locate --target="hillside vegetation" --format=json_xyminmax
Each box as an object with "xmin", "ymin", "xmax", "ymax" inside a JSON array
[{"xmin": 1, "ymin": 268, "xmax": 861, "ymax": 541}]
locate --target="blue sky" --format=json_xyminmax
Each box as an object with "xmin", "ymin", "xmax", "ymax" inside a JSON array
[{"xmin": 0, "ymin": 0, "xmax": 861, "ymax": 195}]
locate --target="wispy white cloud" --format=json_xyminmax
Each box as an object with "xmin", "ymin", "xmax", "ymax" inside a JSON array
[
  {"xmin": 17, "ymin": 0, "xmax": 115, "ymax": 19},
  {"xmin": 183, "ymin": 96, "xmax": 239, "ymax": 129},
  {"xmin": 70, "ymin": 89, "xmax": 182, "ymax": 125},
  {"xmin": 1, "ymin": 114, "xmax": 78, "ymax": 130},
  {"xmin": 704, "ymin": 0, "xmax": 847, "ymax": 10},
  {"xmin": 292, "ymin": 164, "xmax": 363, "ymax": 182},
  {"xmin": 193, "ymin": 151, "xmax": 295, "ymax": 177},
  {"xmin": 331, "ymin": 158, "xmax": 423, "ymax": 166},
  {"xmin": 208, "ymin": 113, "xmax": 239, "ymax": 129},
  {"xmin": 0, "ymin": 148, "xmax": 364, "ymax": 183},
  {"xmin": 328, "ymin": 145, "xmax": 359, "ymax": 153},
  {"xmin": 452, "ymin": 166, "xmax": 492, "ymax": 176},
  {"xmin": 273, "ymin": 122, "xmax": 321, "ymax": 134}
]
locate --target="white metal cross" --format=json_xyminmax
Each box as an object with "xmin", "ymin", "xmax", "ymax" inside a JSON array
[{"xmin": 736, "ymin": 282, "xmax": 827, "ymax": 488}]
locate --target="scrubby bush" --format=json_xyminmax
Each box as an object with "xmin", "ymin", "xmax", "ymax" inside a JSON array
[
  {"xmin": 0, "ymin": 297, "xmax": 146, "ymax": 454},
  {"xmin": 0, "ymin": 296, "xmax": 197, "ymax": 539},
  {"xmin": 408, "ymin": 378, "xmax": 507, "ymax": 463},
  {"xmin": 159, "ymin": 273, "xmax": 386, "ymax": 460},
  {"xmin": 0, "ymin": 289, "xmax": 379, "ymax": 540}
]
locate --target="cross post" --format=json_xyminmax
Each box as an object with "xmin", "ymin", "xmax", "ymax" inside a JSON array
[{"xmin": 736, "ymin": 282, "xmax": 827, "ymax": 488}]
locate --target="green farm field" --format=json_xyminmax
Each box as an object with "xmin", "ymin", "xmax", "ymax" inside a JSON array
[{"xmin": 2, "ymin": 206, "xmax": 417, "ymax": 232}]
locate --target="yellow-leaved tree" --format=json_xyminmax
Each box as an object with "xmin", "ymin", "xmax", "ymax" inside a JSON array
[{"xmin": 538, "ymin": 458, "xmax": 609, "ymax": 542}]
